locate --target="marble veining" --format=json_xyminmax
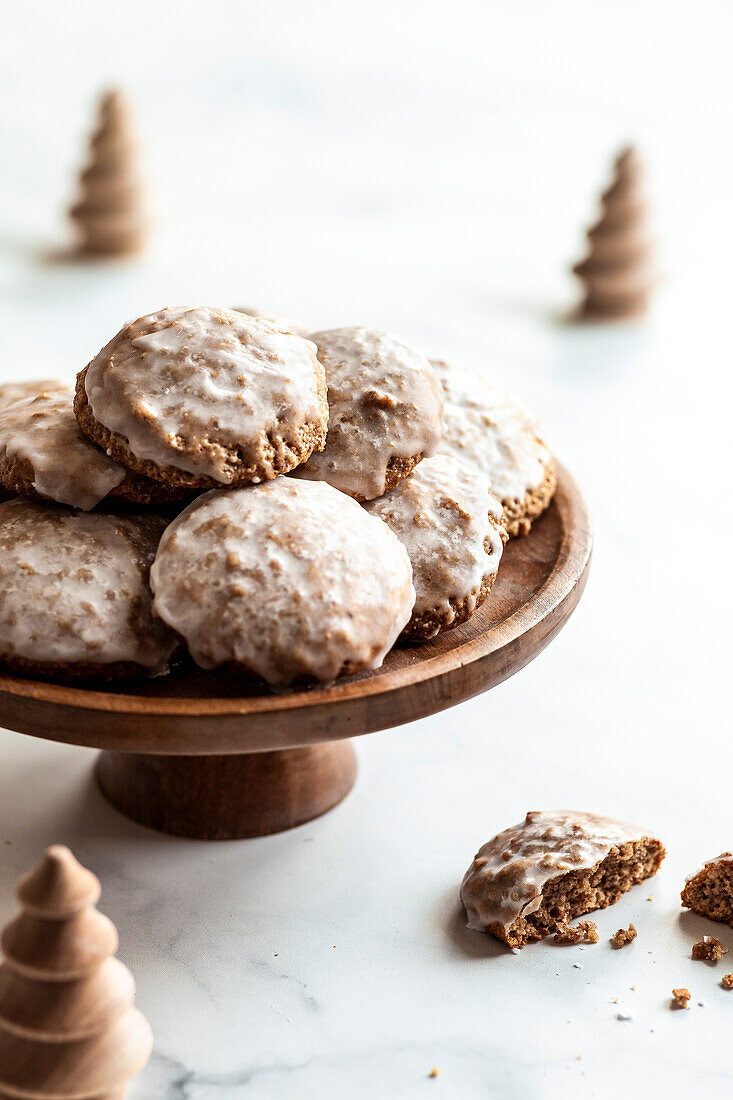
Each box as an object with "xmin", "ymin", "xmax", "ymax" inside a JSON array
[{"xmin": 1, "ymin": 8, "xmax": 733, "ymax": 1094}]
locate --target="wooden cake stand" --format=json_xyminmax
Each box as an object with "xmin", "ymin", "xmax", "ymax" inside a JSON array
[{"xmin": 0, "ymin": 464, "xmax": 591, "ymax": 841}]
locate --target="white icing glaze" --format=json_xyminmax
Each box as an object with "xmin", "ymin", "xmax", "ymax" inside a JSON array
[
  {"xmin": 685, "ymin": 853, "xmax": 733, "ymax": 882},
  {"xmin": 294, "ymin": 327, "xmax": 444, "ymax": 500},
  {"xmin": 461, "ymin": 810, "xmax": 648, "ymax": 934},
  {"xmin": 0, "ymin": 499, "xmax": 175, "ymax": 671},
  {"xmin": 0, "ymin": 380, "xmax": 60, "ymax": 408},
  {"xmin": 432, "ymin": 359, "xmax": 550, "ymax": 503},
  {"xmin": 364, "ymin": 455, "xmax": 505, "ymax": 636},
  {"xmin": 151, "ymin": 478, "xmax": 415, "ymax": 688},
  {"xmin": 83, "ymin": 307, "xmax": 326, "ymax": 482},
  {"xmin": 231, "ymin": 306, "xmax": 309, "ymax": 336},
  {"xmin": 0, "ymin": 383, "xmax": 126, "ymax": 510}
]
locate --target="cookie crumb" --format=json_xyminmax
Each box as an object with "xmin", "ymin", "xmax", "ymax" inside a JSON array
[
  {"xmin": 721, "ymin": 973, "xmax": 733, "ymax": 989},
  {"xmin": 611, "ymin": 924, "xmax": 637, "ymax": 948},
  {"xmin": 671, "ymin": 988, "xmax": 691, "ymax": 1010},
  {"xmin": 691, "ymin": 936, "xmax": 727, "ymax": 962},
  {"xmin": 555, "ymin": 920, "xmax": 599, "ymax": 945},
  {"xmin": 429, "ymin": 1067, "xmax": 440, "ymax": 1079}
]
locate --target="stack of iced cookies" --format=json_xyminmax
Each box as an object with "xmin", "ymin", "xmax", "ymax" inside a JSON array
[{"xmin": 0, "ymin": 306, "xmax": 556, "ymax": 689}]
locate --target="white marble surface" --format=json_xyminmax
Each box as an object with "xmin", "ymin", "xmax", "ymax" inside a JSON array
[{"xmin": 1, "ymin": 2, "xmax": 733, "ymax": 1096}]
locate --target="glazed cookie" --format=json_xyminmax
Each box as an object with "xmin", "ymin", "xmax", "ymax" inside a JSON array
[
  {"xmin": 294, "ymin": 327, "xmax": 443, "ymax": 501},
  {"xmin": 0, "ymin": 382, "xmax": 188, "ymax": 509},
  {"xmin": 681, "ymin": 854, "xmax": 733, "ymax": 927},
  {"xmin": 232, "ymin": 305, "xmax": 309, "ymax": 336},
  {"xmin": 151, "ymin": 478, "xmax": 415, "ymax": 689},
  {"xmin": 364, "ymin": 454, "xmax": 506, "ymax": 639},
  {"xmin": 74, "ymin": 306, "xmax": 329, "ymax": 489},
  {"xmin": 0, "ymin": 379, "xmax": 59, "ymax": 408},
  {"xmin": 0, "ymin": 498, "xmax": 176, "ymax": 680},
  {"xmin": 432, "ymin": 359, "xmax": 556, "ymax": 538},
  {"xmin": 0, "ymin": 384, "xmax": 56, "ymax": 501},
  {"xmin": 461, "ymin": 810, "xmax": 665, "ymax": 948}
]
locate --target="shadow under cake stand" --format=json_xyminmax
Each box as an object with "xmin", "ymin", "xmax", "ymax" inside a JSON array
[{"xmin": 0, "ymin": 463, "xmax": 591, "ymax": 841}]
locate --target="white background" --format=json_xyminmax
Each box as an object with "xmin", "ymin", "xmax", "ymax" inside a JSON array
[{"xmin": 1, "ymin": 2, "xmax": 732, "ymax": 1097}]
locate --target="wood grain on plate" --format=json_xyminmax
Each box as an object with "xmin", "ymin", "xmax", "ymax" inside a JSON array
[{"xmin": 0, "ymin": 463, "xmax": 591, "ymax": 757}]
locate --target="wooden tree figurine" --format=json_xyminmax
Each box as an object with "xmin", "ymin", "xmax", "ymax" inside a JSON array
[
  {"xmin": 69, "ymin": 89, "xmax": 148, "ymax": 257},
  {"xmin": 572, "ymin": 146, "xmax": 654, "ymax": 319},
  {"xmin": 0, "ymin": 846, "xmax": 152, "ymax": 1099}
]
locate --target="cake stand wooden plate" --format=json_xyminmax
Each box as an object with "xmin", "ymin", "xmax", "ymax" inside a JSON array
[{"xmin": 0, "ymin": 464, "xmax": 591, "ymax": 840}]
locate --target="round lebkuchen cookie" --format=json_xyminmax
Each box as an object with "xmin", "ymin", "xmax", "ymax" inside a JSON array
[
  {"xmin": 0, "ymin": 383, "xmax": 59, "ymax": 502},
  {"xmin": 294, "ymin": 327, "xmax": 444, "ymax": 501},
  {"xmin": 74, "ymin": 306, "xmax": 329, "ymax": 490},
  {"xmin": 0, "ymin": 382, "xmax": 188, "ymax": 509},
  {"xmin": 1, "ymin": 381, "xmax": 59, "ymax": 499},
  {"xmin": 231, "ymin": 305, "xmax": 310, "ymax": 336},
  {"xmin": 460, "ymin": 810, "xmax": 665, "ymax": 948},
  {"xmin": 0, "ymin": 379, "xmax": 60, "ymax": 407},
  {"xmin": 0, "ymin": 498, "xmax": 176, "ymax": 680},
  {"xmin": 151, "ymin": 478, "xmax": 415, "ymax": 689},
  {"xmin": 432, "ymin": 359, "xmax": 556, "ymax": 538},
  {"xmin": 364, "ymin": 454, "xmax": 506, "ymax": 640}
]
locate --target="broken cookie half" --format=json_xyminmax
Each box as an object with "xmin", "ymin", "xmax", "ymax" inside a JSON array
[
  {"xmin": 460, "ymin": 810, "xmax": 665, "ymax": 948},
  {"xmin": 681, "ymin": 853, "xmax": 733, "ymax": 928}
]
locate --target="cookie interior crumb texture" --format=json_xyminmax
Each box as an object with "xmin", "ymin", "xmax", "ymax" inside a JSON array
[
  {"xmin": 611, "ymin": 924, "xmax": 638, "ymax": 948},
  {"xmin": 671, "ymin": 988, "xmax": 691, "ymax": 1010},
  {"xmin": 364, "ymin": 454, "xmax": 506, "ymax": 639},
  {"xmin": 554, "ymin": 920, "xmax": 599, "ymax": 945},
  {"xmin": 691, "ymin": 936, "xmax": 727, "ymax": 962},
  {"xmin": 150, "ymin": 478, "xmax": 415, "ymax": 689},
  {"xmin": 75, "ymin": 306, "xmax": 329, "ymax": 489},
  {"xmin": 460, "ymin": 810, "xmax": 665, "ymax": 948},
  {"xmin": 0, "ymin": 497, "xmax": 176, "ymax": 678},
  {"xmin": 681, "ymin": 854, "xmax": 733, "ymax": 927},
  {"xmin": 294, "ymin": 326, "xmax": 444, "ymax": 501}
]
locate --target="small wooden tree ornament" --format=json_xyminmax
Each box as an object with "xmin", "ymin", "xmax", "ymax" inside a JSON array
[
  {"xmin": 69, "ymin": 89, "xmax": 148, "ymax": 257},
  {"xmin": 572, "ymin": 145, "xmax": 654, "ymax": 319},
  {"xmin": 0, "ymin": 846, "xmax": 152, "ymax": 1100}
]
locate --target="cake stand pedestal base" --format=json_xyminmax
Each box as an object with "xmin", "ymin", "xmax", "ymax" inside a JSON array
[
  {"xmin": 95, "ymin": 741, "xmax": 358, "ymax": 840},
  {"xmin": 0, "ymin": 468, "xmax": 591, "ymax": 845}
]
